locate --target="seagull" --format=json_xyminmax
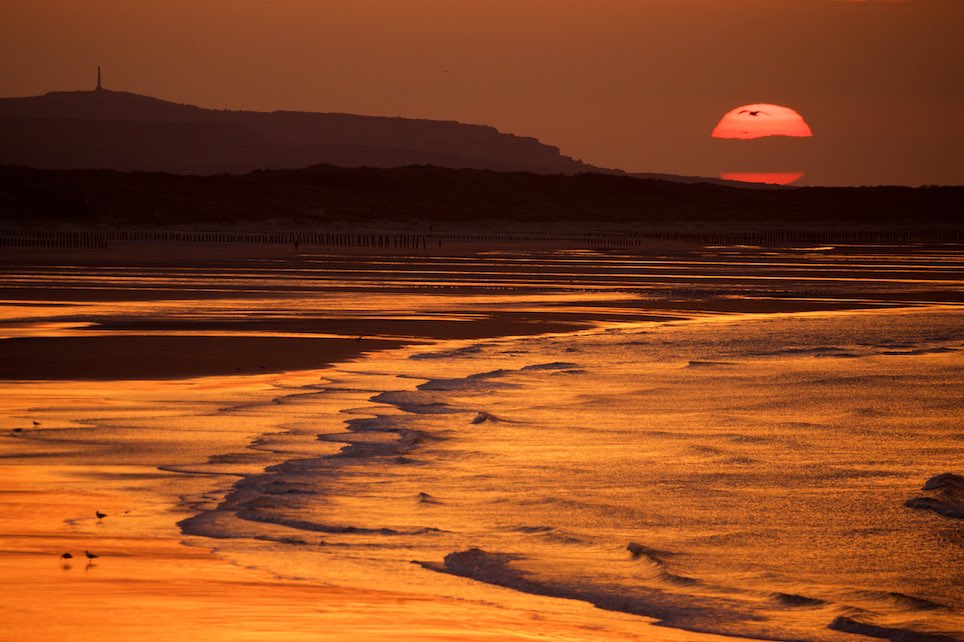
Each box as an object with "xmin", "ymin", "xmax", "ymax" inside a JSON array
[
  {"xmin": 738, "ymin": 110, "xmax": 768, "ymax": 117},
  {"xmin": 84, "ymin": 550, "xmax": 98, "ymax": 560},
  {"xmin": 95, "ymin": 510, "xmax": 107, "ymax": 519}
]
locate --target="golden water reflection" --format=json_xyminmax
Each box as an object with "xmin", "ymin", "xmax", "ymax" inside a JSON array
[{"xmin": 1, "ymin": 243, "xmax": 961, "ymax": 640}]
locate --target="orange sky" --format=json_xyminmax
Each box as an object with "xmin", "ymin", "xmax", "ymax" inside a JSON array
[{"xmin": 1, "ymin": 0, "xmax": 962, "ymax": 186}]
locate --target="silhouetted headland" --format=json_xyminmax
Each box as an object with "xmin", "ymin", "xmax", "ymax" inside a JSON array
[
  {"xmin": 0, "ymin": 89, "xmax": 601, "ymax": 175},
  {"xmin": 0, "ymin": 89, "xmax": 759, "ymax": 186}
]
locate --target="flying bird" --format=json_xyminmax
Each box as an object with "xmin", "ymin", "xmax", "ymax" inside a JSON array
[
  {"xmin": 738, "ymin": 110, "xmax": 768, "ymax": 117},
  {"xmin": 95, "ymin": 511, "xmax": 107, "ymax": 519}
]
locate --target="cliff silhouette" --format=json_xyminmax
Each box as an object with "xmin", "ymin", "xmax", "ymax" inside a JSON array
[{"xmin": 0, "ymin": 89, "xmax": 602, "ymax": 175}]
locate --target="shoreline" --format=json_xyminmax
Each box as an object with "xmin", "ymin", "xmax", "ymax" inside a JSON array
[
  {"xmin": 1, "ymin": 243, "xmax": 961, "ymax": 641},
  {"xmin": 1, "ymin": 467, "xmax": 665, "ymax": 642},
  {"xmin": 0, "ymin": 346, "xmax": 698, "ymax": 642},
  {"xmin": 171, "ymin": 305, "xmax": 964, "ymax": 642}
]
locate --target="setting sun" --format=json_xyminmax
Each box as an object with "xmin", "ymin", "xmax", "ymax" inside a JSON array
[
  {"xmin": 1, "ymin": 2, "xmax": 962, "ymax": 642},
  {"xmin": 719, "ymin": 171, "xmax": 805, "ymax": 186},
  {"xmin": 712, "ymin": 104, "xmax": 813, "ymax": 140}
]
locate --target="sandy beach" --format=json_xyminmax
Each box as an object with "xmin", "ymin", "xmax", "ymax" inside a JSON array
[
  {"xmin": 4, "ymin": 1, "xmax": 963, "ymax": 638},
  {"xmin": 1, "ymin": 240, "xmax": 962, "ymax": 641}
]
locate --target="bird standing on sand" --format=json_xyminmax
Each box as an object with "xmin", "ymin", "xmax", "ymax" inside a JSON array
[
  {"xmin": 60, "ymin": 552, "xmax": 73, "ymax": 567},
  {"xmin": 85, "ymin": 550, "xmax": 98, "ymax": 561},
  {"xmin": 95, "ymin": 510, "xmax": 107, "ymax": 520},
  {"xmin": 32, "ymin": 421, "xmax": 41, "ymax": 426}
]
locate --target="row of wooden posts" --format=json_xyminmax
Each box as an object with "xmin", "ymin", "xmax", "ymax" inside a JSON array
[{"xmin": 0, "ymin": 227, "xmax": 962, "ymax": 250}]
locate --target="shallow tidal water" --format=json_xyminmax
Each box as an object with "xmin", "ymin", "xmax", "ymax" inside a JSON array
[
  {"xmin": 1, "ymin": 243, "xmax": 962, "ymax": 641},
  {"xmin": 183, "ymin": 308, "xmax": 964, "ymax": 641}
]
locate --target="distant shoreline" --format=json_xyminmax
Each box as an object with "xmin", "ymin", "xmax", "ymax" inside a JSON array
[
  {"xmin": 1, "ymin": 164, "xmax": 961, "ymax": 232},
  {"xmin": 3, "ymin": 229, "xmax": 964, "ymax": 257}
]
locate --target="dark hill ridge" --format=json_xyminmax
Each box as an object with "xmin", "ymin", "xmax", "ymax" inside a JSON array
[
  {"xmin": 0, "ymin": 89, "xmax": 601, "ymax": 175},
  {"xmin": 0, "ymin": 164, "xmax": 959, "ymax": 230}
]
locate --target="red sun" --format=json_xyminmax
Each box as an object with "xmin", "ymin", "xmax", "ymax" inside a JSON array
[
  {"xmin": 719, "ymin": 171, "xmax": 805, "ymax": 186},
  {"xmin": 712, "ymin": 104, "xmax": 813, "ymax": 140}
]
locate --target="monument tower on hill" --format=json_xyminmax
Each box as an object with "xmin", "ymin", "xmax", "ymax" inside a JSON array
[{"xmin": 96, "ymin": 66, "xmax": 102, "ymax": 91}]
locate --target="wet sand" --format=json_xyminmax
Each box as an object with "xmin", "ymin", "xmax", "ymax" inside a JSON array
[
  {"xmin": 0, "ymin": 374, "xmax": 724, "ymax": 642},
  {"xmin": 0, "ymin": 336, "xmax": 408, "ymax": 380},
  {"xmin": 1, "ymin": 240, "xmax": 961, "ymax": 641},
  {"xmin": 0, "ymin": 467, "xmax": 664, "ymax": 642}
]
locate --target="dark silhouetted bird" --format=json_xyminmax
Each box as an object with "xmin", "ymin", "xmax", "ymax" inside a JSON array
[
  {"xmin": 32, "ymin": 421, "xmax": 40, "ymax": 426},
  {"xmin": 85, "ymin": 550, "xmax": 98, "ymax": 560},
  {"xmin": 738, "ymin": 110, "xmax": 768, "ymax": 117},
  {"xmin": 95, "ymin": 511, "xmax": 107, "ymax": 519},
  {"xmin": 12, "ymin": 428, "xmax": 23, "ymax": 433},
  {"xmin": 355, "ymin": 336, "xmax": 364, "ymax": 342},
  {"xmin": 61, "ymin": 552, "xmax": 73, "ymax": 560}
]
